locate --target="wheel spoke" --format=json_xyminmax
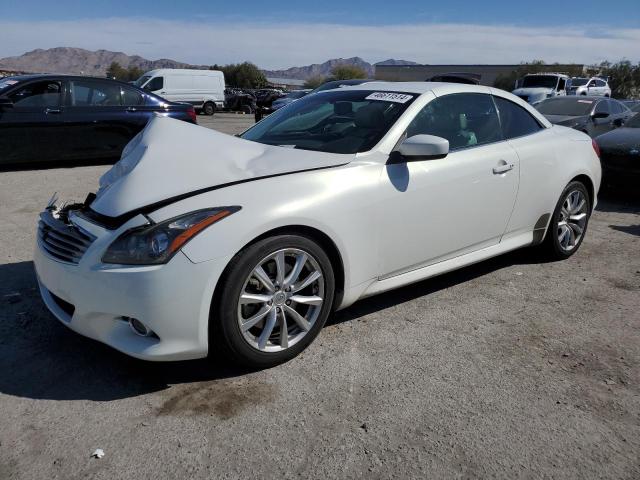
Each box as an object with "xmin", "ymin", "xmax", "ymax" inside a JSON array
[
  {"xmin": 570, "ymin": 198, "xmax": 585, "ymax": 214},
  {"xmin": 284, "ymin": 253, "xmax": 307, "ymax": 288},
  {"xmin": 290, "ymin": 295, "xmax": 323, "ymax": 306},
  {"xmin": 240, "ymin": 293, "xmax": 272, "ymax": 305},
  {"xmin": 569, "ymin": 212, "xmax": 587, "ymax": 222},
  {"xmin": 241, "ymin": 306, "xmax": 271, "ymax": 332},
  {"xmin": 253, "ymin": 265, "xmax": 275, "ymax": 293},
  {"xmin": 279, "ymin": 309, "xmax": 288, "ymax": 349},
  {"xmin": 558, "ymin": 224, "xmax": 570, "ymax": 246},
  {"xmin": 292, "ymin": 271, "xmax": 321, "ymax": 293},
  {"xmin": 568, "ymin": 221, "xmax": 584, "ymax": 236},
  {"xmin": 274, "ymin": 251, "xmax": 285, "ymax": 287},
  {"xmin": 284, "ymin": 305, "xmax": 311, "ymax": 331},
  {"xmin": 567, "ymin": 225, "xmax": 576, "ymax": 247},
  {"xmin": 257, "ymin": 308, "xmax": 277, "ymax": 350}
]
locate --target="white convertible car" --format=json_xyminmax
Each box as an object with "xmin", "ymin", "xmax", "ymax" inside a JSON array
[{"xmin": 35, "ymin": 82, "xmax": 601, "ymax": 367}]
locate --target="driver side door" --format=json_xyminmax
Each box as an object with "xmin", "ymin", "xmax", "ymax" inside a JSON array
[{"xmin": 377, "ymin": 93, "xmax": 520, "ymax": 277}]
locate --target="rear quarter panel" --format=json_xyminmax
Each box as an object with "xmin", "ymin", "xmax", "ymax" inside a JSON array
[{"xmin": 504, "ymin": 125, "xmax": 601, "ymax": 239}]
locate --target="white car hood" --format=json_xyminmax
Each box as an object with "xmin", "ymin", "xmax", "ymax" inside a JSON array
[
  {"xmin": 91, "ymin": 116, "xmax": 354, "ymax": 218},
  {"xmin": 512, "ymin": 87, "xmax": 553, "ymax": 98}
]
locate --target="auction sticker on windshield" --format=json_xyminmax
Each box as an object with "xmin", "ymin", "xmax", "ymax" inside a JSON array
[{"xmin": 365, "ymin": 92, "xmax": 413, "ymax": 103}]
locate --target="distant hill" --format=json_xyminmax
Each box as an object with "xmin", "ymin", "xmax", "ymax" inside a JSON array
[
  {"xmin": 263, "ymin": 57, "xmax": 419, "ymax": 80},
  {"xmin": 0, "ymin": 47, "xmax": 419, "ymax": 79},
  {"xmin": 0, "ymin": 47, "xmax": 206, "ymax": 75}
]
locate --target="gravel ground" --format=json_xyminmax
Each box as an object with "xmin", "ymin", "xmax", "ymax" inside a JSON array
[{"xmin": 0, "ymin": 113, "xmax": 639, "ymax": 479}]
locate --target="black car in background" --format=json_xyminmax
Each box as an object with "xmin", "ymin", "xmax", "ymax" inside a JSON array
[
  {"xmin": 0, "ymin": 75, "xmax": 196, "ymax": 166},
  {"xmin": 535, "ymin": 96, "xmax": 633, "ymax": 138},
  {"xmin": 309, "ymin": 79, "xmax": 370, "ymax": 94},
  {"xmin": 595, "ymin": 112, "xmax": 640, "ymax": 183}
]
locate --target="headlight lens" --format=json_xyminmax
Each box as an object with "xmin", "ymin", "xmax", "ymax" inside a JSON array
[{"xmin": 102, "ymin": 207, "xmax": 240, "ymax": 265}]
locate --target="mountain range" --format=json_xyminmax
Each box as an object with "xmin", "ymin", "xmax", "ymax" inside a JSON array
[{"xmin": 0, "ymin": 47, "xmax": 418, "ymax": 79}]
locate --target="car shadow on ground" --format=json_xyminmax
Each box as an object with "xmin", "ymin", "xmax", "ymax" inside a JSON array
[{"xmin": 0, "ymin": 245, "xmax": 554, "ymax": 403}]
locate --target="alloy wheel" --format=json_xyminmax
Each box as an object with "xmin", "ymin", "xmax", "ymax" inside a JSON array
[
  {"xmin": 237, "ymin": 248, "xmax": 324, "ymax": 352},
  {"xmin": 557, "ymin": 189, "xmax": 588, "ymax": 252}
]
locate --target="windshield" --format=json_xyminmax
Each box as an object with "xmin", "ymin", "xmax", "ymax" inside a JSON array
[
  {"xmin": 241, "ymin": 89, "xmax": 415, "ymax": 154},
  {"xmin": 626, "ymin": 113, "xmax": 640, "ymax": 128},
  {"xmin": 521, "ymin": 75, "xmax": 559, "ymax": 89},
  {"xmin": 0, "ymin": 77, "xmax": 20, "ymax": 94},
  {"xmin": 536, "ymin": 97, "xmax": 595, "ymax": 116},
  {"xmin": 570, "ymin": 78, "xmax": 589, "ymax": 87},
  {"xmin": 134, "ymin": 75, "xmax": 151, "ymax": 87}
]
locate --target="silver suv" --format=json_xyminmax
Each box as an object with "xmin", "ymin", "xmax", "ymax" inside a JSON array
[{"xmin": 568, "ymin": 77, "xmax": 611, "ymax": 97}]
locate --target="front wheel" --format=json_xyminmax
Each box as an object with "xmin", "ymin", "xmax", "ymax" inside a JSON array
[
  {"xmin": 211, "ymin": 235, "xmax": 335, "ymax": 368},
  {"xmin": 542, "ymin": 181, "xmax": 591, "ymax": 259}
]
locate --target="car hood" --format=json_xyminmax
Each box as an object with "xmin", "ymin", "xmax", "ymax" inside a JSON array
[
  {"xmin": 543, "ymin": 114, "xmax": 586, "ymax": 126},
  {"xmin": 90, "ymin": 115, "xmax": 354, "ymax": 218},
  {"xmin": 513, "ymin": 87, "xmax": 554, "ymax": 98},
  {"xmin": 595, "ymin": 127, "xmax": 640, "ymax": 152}
]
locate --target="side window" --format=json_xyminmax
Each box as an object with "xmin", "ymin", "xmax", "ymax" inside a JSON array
[
  {"xmin": 146, "ymin": 76, "xmax": 164, "ymax": 91},
  {"xmin": 9, "ymin": 81, "xmax": 62, "ymax": 108},
  {"xmin": 70, "ymin": 80, "xmax": 122, "ymax": 106},
  {"xmin": 493, "ymin": 96, "xmax": 543, "ymax": 139},
  {"xmin": 594, "ymin": 100, "xmax": 609, "ymax": 115},
  {"xmin": 121, "ymin": 86, "xmax": 144, "ymax": 106},
  {"xmin": 595, "ymin": 79, "xmax": 606, "ymax": 87},
  {"xmin": 609, "ymin": 100, "xmax": 623, "ymax": 115},
  {"xmin": 405, "ymin": 93, "xmax": 502, "ymax": 150},
  {"xmin": 558, "ymin": 78, "xmax": 566, "ymax": 91}
]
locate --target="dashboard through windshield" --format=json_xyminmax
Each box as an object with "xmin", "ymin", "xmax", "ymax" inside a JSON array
[{"xmin": 241, "ymin": 90, "xmax": 416, "ymax": 154}]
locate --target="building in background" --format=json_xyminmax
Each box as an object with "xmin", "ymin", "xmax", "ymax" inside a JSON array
[
  {"xmin": 375, "ymin": 64, "xmax": 586, "ymax": 87},
  {"xmin": 266, "ymin": 77, "xmax": 307, "ymax": 90}
]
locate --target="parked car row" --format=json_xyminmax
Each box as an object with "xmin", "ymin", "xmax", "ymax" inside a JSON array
[{"xmin": 512, "ymin": 73, "xmax": 612, "ymax": 106}]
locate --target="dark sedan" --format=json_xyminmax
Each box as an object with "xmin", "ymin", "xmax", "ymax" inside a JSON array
[
  {"xmin": 0, "ymin": 74, "xmax": 196, "ymax": 166},
  {"xmin": 536, "ymin": 96, "xmax": 633, "ymax": 138},
  {"xmin": 595, "ymin": 113, "xmax": 640, "ymax": 183}
]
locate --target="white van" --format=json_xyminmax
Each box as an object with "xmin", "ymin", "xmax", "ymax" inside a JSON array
[{"xmin": 135, "ymin": 69, "xmax": 225, "ymax": 115}]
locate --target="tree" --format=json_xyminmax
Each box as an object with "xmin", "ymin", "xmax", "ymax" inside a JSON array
[
  {"xmin": 106, "ymin": 62, "xmax": 144, "ymax": 82},
  {"xmin": 304, "ymin": 75, "xmax": 326, "ymax": 89},
  {"xmin": 329, "ymin": 64, "xmax": 367, "ymax": 80},
  {"xmin": 106, "ymin": 61, "xmax": 128, "ymax": 80},
  {"xmin": 597, "ymin": 60, "xmax": 640, "ymax": 98},
  {"xmin": 219, "ymin": 62, "xmax": 267, "ymax": 89}
]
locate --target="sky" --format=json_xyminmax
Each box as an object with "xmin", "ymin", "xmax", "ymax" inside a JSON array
[{"xmin": 1, "ymin": 0, "xmax": 639, "ymax": 69}]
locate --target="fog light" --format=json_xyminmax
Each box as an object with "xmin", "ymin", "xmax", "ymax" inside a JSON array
[{"xmin": 126, "ymin": 317, "xmax": 153, "ymax": 337}]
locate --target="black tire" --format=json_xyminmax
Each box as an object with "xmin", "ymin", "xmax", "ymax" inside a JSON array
[
  {"xmin": 242, "ymin": 104, "xmax": 253, "ymax": 114},
  {"xmin": 211, "ymin": 235, "xmax": 335, "ymax": 368},
  {"xmin": 203, "ymin": 102, "xmax": 215, "ymax": 116},
  {"xmin": 542, "ymin": 181, "xmax": 591, "ymax": 260}
]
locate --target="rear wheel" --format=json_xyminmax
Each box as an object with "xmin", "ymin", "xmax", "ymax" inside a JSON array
[
  {"xmin": 542, "ymin": 181, "xmax": 591, "ymax": 259},
  {"xmin": 203, "ymin": 102, "xmax": 215, "ymax": 116},
  {"xmin": 211, "ymin": 235, "xmax": 335, "ymax": 368}
]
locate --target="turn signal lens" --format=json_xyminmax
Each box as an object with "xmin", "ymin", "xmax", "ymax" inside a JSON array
[
  {"xmin": 591, "ymin": 139, "xmax": 601, "ymax": 158},
  {"xmin": 102, "ymin": 206, "xmax": 240, "ymax": 265}
]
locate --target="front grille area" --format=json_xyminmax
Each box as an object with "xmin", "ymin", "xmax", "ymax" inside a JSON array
[
  {"xmin": 38, "ymin": 211, "xmax": 96, "ymax": 264},
  {"xmin": 50, "ymin": 291, "xmax": 76, "ymax": 317}
]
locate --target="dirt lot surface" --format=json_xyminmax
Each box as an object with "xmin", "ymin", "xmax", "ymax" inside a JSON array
[{"xmin": 1, "ymin": 113, "xmax": 639, "ymax": 479}]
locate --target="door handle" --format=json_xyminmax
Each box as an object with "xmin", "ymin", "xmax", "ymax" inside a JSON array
[
  {"xmin": 493, "ymin": 162, "xmax": 515, "ymax": 174},
  {"xmin": 45, "ymin": 108, "xmax": 61, "ymax": 115},
  {"xmin": 126, "ymin": 107, "xmax": 137, "ymax": 112}
]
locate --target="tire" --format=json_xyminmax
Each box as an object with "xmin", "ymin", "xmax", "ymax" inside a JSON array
[
  {"xmin": 542, "ymin": 181, "xmax": 591, "ymax": 260},
  {"xmin": 203, "ymin": 102, "xmax": 215, "ymax": 116},
  {"xmin": 211, "ymin": 235, "xmax": 335, "ymax": 368},
  {"xmin": 242, "ymin": 104, "xmax": 253, "ymax": 114}
]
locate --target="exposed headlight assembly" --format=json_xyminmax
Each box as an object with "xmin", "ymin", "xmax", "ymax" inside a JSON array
[{"xmin": 102, "ymin": 207, "xmax": 240, "ymax": 265}]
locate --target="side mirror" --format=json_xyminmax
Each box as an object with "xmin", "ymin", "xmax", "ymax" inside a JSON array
[
  {"xmin": 592, "ymin": 111, "xmax": 609, "ymax": 119},
  {"xmin": 389, "ymin": 135, "xmax": 449, "ymax": 163},
  {"xmin": 0, "ymin": 97, "xmax": 14, "ymax": 109}
]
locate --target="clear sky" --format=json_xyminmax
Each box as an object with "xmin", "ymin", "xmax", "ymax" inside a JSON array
[{"xmin": 1, "ymin": 0, "xmax": 639, "ymax": 68}]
